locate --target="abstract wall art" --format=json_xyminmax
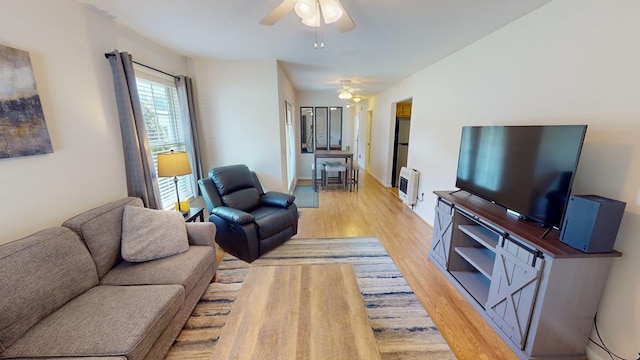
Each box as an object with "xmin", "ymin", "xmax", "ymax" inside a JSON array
[{"xmin": 0, "ymin": 44, "xmax": 53, "ymax": 159}]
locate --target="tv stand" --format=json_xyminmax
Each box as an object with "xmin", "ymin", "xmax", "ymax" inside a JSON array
[{"xmin": 429, "ymin": 191, "xmax": 621, "ymax": 360}]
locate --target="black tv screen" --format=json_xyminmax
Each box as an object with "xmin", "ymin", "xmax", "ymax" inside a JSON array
[{"xmin": 455, "ymin": 125, "xmax": 587, "ymax": 228}]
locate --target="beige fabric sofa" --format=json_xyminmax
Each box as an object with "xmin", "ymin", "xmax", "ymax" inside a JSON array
[{"xmin": 0, "ymin": 197, "xmax": 217, "ymax": 359}]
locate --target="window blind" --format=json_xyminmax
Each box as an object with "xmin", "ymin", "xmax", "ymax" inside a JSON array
[{"xmin": 136, "ymin": 76, "xmax": 195, "ymax": 209}]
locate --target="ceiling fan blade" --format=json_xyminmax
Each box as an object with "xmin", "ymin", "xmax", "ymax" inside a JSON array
[
  {"xmin": 259, "ymin": 0, "xmax": 297, "ymax": 25},
  {"xmin": 335, "ymin": 0, "xmax": 356, "ymax": 32}
]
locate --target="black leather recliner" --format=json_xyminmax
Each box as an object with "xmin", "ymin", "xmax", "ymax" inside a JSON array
[{"xmin": 198, "ymin": 164, "xmax": 298, "ymax": 263}]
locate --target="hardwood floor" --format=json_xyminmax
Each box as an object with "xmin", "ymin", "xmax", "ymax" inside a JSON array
[
  {"xmin": 295, "ymin": 172, "xmax": 518, "ymax": 360},
  {"xmin": 213, "ymin": 172, "xmax": 517, "ymax": 360}
]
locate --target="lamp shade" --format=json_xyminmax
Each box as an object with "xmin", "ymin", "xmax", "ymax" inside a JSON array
[{"xmin": 157, "ymin": 150, "xmax": 192, "ymax": 177}]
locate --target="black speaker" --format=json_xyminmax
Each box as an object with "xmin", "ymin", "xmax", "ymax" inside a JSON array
[{"xmin": 560, "ymin": 195, "xmax": 626, "ymax": 253}]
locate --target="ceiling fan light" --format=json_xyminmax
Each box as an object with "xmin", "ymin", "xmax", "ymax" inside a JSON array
[
  {"xmin": 301, "ymin": 15, "xmax": 320, "ymax": 27},
  {"xmin": 338, "ymin": 91, "xmax": 352, "ymax": 100},
  {"xmin": 295, "ymin": 0, "xmax": 316, "ymax": 20},
  {"xmin": 319, "ymin": 0, "xmax": 343, "ymax": 24}
]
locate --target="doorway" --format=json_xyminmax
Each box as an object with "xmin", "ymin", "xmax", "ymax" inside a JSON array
[{"xmin": 391, "ymin": 100, "xmax": 412, "ymax": 187}]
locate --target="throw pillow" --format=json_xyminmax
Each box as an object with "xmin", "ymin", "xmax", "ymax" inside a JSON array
[{"xmin": 121, "ymin": 205, "xmax": 189, "ymax": 262}]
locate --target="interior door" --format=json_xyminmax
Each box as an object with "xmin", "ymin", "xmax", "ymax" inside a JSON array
[{"xmin": 284, "ymin": 101, "xmax": 295, "ymax": 192}]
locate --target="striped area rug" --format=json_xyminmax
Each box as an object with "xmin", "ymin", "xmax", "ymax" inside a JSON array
[{"xmin": 166, "ymin": 237, "xmax": 456, "ymax": 359}]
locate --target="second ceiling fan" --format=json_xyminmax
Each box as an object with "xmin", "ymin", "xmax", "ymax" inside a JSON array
[{"xmin": 260, "ymin": 0, "xmax": 356, "ymax": 33}]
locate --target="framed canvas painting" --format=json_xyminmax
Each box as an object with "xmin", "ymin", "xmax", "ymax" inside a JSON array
[{"xmin": 0, "ymin": 44, "xmax": 53, "ymax": 159}]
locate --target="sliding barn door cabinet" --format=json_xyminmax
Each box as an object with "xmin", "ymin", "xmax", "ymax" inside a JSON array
[{"xmin": 429, "ymin": 191, "xmax": 621, "ymax": 360}]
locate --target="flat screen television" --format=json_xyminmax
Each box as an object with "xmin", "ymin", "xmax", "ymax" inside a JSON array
[{"xmin": 455, "ymin": 125, "xmax": 587, "ymax": 229}]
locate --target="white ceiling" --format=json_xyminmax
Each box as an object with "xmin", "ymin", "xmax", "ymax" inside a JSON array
[{"xmin": 81, "ymin": 0, "xmax": 551, "ymax": 97}]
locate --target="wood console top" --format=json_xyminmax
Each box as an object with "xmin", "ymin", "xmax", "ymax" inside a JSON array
[
  {"xmin": 435, "ymin": 190, "xmax": 622, "ymax": 258},
  {"xmin": 211, "ymin": 264, "xmax": 381, "ymax": 360}
]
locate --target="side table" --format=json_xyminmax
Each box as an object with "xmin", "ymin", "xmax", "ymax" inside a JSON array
[{"xmin": 183, "ymin": 207, "xmax": 204, "ymax": 222}]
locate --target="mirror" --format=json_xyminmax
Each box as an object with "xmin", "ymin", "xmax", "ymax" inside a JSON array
[
  {"xmin": 329, "ymin": 107, "xmax": 342, "ymax": 150},
  {"xmin": 300, "ymin": 107, "xmax": 314, "ymax": 153},
  {"xmin": 300, "ymin": 106, "xmax": 343, "ymax": 152},
  {"xmin": 314, "ymin": 107, "xmax": 329, "ymax": 150},
  {"xmin": 314, "ymin": 107, "xmax": 328, "ymax": 151}
]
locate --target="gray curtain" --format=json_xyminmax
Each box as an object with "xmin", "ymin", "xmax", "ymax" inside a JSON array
[
  {"xmin": 175, "ymin": 76, "xmax": 204, "ymax": 194},
  {"xmin": 106, "ymin": 50, "xmax": 161, "ymax": 209}
]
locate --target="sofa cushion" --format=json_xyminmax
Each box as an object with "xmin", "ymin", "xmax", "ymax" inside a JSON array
[
  {"xmin": 0, "ymin": 227, "xmax": 98, "ymax": 353},
  {"xmin": 121, "ymin": 205, "xmax": 189, "ymax": 262},
  {"xmin": 62, "ymin": 197, "xmax": 144, "ymax": 278},
  {"xmin": 1, "ymin": 285, "xmax": 184, "ymax": 360},
  {"xmin": 252, "ymin": 206, "xmax": 297, "ymax": 239},
  {"xmin": 102, "ymin": 246, "xmax": 215, "ymax": 295}
]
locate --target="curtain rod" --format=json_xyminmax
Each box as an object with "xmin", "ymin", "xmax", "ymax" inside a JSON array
[{"xmin": 104, "ymin": 52, "xmax": 179, "ymax": 80}]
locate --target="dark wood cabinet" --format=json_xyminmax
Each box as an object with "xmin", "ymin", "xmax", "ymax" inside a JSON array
[{"xmin": 396, "ymin": 102, "xmax": 412, "ymax": 117}]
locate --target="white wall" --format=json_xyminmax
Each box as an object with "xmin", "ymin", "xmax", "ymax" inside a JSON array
[
  {"xmin": 0, "ymin": 0, "xmax": 189, "ymax": 244},
  {"xmin": 191, "ymin": 58, "xmax": 286, "ymax": 192},
  {"xmin": 295, "ymin": 91, "xmax": 355, "ymax": 179},
  {"xmin": 368, "ymin": 0, "xmax": 640, "ymax": 358}
]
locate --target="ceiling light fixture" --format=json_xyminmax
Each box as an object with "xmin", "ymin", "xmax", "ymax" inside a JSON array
[
  {"xmin": 338, "ymin": 91, "xmax": 352, "ymax": 100},
  {"xmin": 352, "ymin": 96, "xmax": 361, "ymax": 103},
  {"xmin": 294, "ymin": 0, "xmax": 345, "ymax": 48},
  {"xmin": 259, "ymin": 0, "xmax": 355, "ymax": 33},
  {"xmin": 337, "ymin": 79, "xmax": 354, "ymax": 100},
  {"xmin": 295, "ymin": 0, "xmax": 344, "ymax": 27}
]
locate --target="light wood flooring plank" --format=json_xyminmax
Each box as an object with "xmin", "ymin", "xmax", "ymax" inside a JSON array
[{"xmin": 294, "ymin": 173, "xmax": 517, "ymax": 360}]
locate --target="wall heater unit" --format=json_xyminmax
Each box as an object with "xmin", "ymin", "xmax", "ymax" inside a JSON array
[{"xmin": 399, "ymin": 167, "xmax": 419, "ymax": 207}]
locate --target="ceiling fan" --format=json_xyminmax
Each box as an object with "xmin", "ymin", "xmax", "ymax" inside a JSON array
[
  {"xmin": 260, "ymin": 0, "xmax": 356, "ymax": 33},
  {"xmin": 336, "ymin": 80, "xmax": 363, "ymax": 100}
]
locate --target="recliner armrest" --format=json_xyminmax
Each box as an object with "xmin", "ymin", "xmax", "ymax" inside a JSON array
[
  {"xmin": 261, "ymin": 192, "xmax": 295, "ymax": 208},
  {"xmin": 212, "ymin": 206, "xmax": 254, "ymax": 224}
]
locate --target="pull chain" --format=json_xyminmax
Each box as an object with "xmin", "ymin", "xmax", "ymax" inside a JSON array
[{"xmin": 313, "ymin": 0, "xmax": 324, "ymax": 49}]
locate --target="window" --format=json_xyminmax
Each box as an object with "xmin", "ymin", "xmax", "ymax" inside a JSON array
[{"xmin": 136, "ymin": 72, "xmax": 194, "ymax": 210}]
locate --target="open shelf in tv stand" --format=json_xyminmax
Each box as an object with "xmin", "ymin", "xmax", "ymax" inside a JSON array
[{"xmin": 429, "ymin": 190, "xmax": 621, "ymax": 360}]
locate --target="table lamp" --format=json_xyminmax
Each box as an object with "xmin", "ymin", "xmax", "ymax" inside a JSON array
[{"xmin": 157, "ymin": 150, "xmax": 192, "ymax": 214}]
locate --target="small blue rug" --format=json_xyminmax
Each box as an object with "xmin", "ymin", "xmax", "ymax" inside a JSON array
[{"xmin": 293, "ymin": 184, "xmax": 319, "ymax": 208}]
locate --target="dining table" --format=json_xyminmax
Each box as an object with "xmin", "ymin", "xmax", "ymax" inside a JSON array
[{"xmin": 313, "ymin": 149, "xmax": 354, "ymax": 191}]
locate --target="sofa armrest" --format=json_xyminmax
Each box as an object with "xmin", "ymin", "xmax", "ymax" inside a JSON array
[
  {"xmin": 185, "ymin": 222, "xmax": 217, "ymax": 247},
  {"xmin": 261, "ymin": 192, "xmax": 295, "ymax": 208},
  {"xmin": 211, "ymin": 206, "xmax": 254, "ymax": 225}
]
